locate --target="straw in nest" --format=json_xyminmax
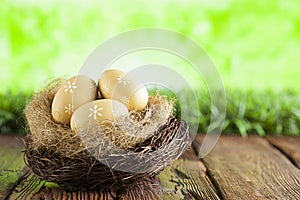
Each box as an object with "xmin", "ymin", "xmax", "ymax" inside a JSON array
[{"xmin": 24, "ymin": 79, "xmax": 190, "ymax": 189}]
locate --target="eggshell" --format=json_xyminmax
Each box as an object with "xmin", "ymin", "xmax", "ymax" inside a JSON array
[
  {"xmin": 51, "ymin": 75, "xmax": 97, "ymax": 124},
  {"xmin": 70, "ymin": 99, "xmax": 128, "ymax": 131},
  {"xmin": 98, "ymin": 69, "xmax": 148, "ymax": 111}
]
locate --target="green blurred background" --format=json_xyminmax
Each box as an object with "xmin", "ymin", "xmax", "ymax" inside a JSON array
[{"xmin": 1, "ymin": 0, "xmax": 299, "ymax": 135}]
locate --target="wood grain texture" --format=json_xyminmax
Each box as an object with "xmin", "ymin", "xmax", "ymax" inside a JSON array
[
  {"xmin": 7, "ymin": 146, "xmax": 220, "ymax": 199},
  {"xmin": 8, "ymin": 169, "xmax": 46, "ymax": 200},
  {"xmin": 193, "ymin": 135, "xmax": 300, "ymax": 200},
  {"xmin": 5, "ymin": 134, "xmax": 300, "ymax": 199},
  {"xmin": 0, "ymin": 135, "xmax": 25, "ymax": 200},
  {"xmin": 159, "ymin": 147, "xmax": 221, "ymax": 200},
  {"xmin": 8, "ymin": 170, "xmax": 162, "ymax": 200},
  {"xmin": 266, "ymin": 135, "xmax": 300, "ymax": 168},
  {"xmin": 117, "ymin": 178, "xmax": 161, "ymax": 200},
  {"xmin": 8, "ymin": 170, "xmax": 116, "ymax": 200},
  {"xmin": 30, "ymin": 188, "xmax": 115, "ymax": 200}
]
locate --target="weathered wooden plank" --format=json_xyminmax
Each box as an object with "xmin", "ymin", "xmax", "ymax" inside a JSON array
[
  {"xmin": 8, "ymin": 166, "xmax": 167, "ymax": 199},
  {"xmin": 0, "ymin": 135, "xmax": 25, "ymax": 200},
  {"xmin": 159, "ymin": 147, "xmax": 221, "ymax": 200},
  {"xmin": 193, "ymin": 135, "xmax": 300, "ymax": 200},
  {"xmin": 12, "ymin": 147, "xmax": 219, "ymax": 199},
  {"xmin": 266, "ymin": 135, "xmax": 300, "ymax": 168},
  {"xmin": 117, "ymin": 178, "xmax": 161, "ymax": 200},
  {"xmin": 8, "ymin": 170, "xmax": 164, "ymax": 199},
  {"xmin": 8, "ymin": 169, "xmax": 46, "ymax": 200},
  {"xmin": 8, "ymin": 169, "xmax": 116, "ymax": 200},
  {"xmin": 31, "ymin": 188, "xmax": 115, "ymax": 200}
]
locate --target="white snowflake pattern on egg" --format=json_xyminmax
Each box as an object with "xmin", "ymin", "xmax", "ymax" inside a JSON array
[
  {"xmin": 120, "ymin": 96, "xmax": 129, "ymax": 105},
  {"xmin": 51, "ymin": 75, "xmax": 97, "ymax": 124},
  {"xmin": 117, "ymin": 75, "xmax": 130, "ymax": 85},
  {"xmin": 88, "ymin": 105, "xmax": 103, "ymax": 120},
  {"xmin": 64, "ymin": 104, "xmax": 74, "ymax": 114},
  {"xmin": 101, "ymin": 84, "xmax": 109, "ymax": 95},
  {"xmin": 98, "ymin": 69, "xmax": 148, "ymax": 111},
  {"xmin": 64, "ymin": 81, "xmax": 78, "ymax": 93},
  {"xmin": 70, "ymin": 99, "xmax": 129, "ymax": 131}
]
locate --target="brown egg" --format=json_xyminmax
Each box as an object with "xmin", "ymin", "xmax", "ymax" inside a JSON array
[
  {"xmin": 70, "ymin": 99, "xmax": 128, "ymax": 131},
  {"xmin": 98, "ymin": 69, "xmax": 148, "ymax": 111},
  {"xmin": 51, "ymin": 75, "xmax": 98, "ymax": 124}
]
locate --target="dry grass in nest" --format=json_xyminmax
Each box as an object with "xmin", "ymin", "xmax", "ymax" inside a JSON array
[{"xmin": 24, "ymin": 79, "xmax": 190, "ymax": 189}]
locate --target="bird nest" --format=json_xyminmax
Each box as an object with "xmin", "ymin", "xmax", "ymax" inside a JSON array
[{"xmin": 24, "ymin": 79, "xmax": 190, "ymax": 190}]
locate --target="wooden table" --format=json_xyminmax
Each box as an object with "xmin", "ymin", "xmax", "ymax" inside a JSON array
[{"xmin": 1, "ymin": 134, "xmax": 300, "ymax": 200}]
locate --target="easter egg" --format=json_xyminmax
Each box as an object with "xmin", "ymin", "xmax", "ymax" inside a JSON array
[
  {"xmin": 70, "ymin": 99, "xmax": 128, "ymax": 131},
  {"xmin": 98, "ymin": 69, "xmax": 148, "ymax": 111},
  {"xmin": 51, "ymin": 75, "xmax": 98, "ymax": 124}
]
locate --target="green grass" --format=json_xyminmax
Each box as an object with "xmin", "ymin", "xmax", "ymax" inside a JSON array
[
  {"xmin": 0, "ymin": 0, "xmax": 299, "ymax": 135},
  {"xmin": 0, "ymin": 92, "xmax": 31, "ymax": 134},
  {"xmin": 173, "ymin": 88, "xmax": 300, "ymax": 136},
  {"xmin": 208, "ymin": 89, "xmax": 300, "ymax": 136},
  {"xmin": 1, "ymin": 89, "xmax": 299, "ymax": 135}
]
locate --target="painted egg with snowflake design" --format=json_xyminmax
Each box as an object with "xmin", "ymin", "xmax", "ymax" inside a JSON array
[
  {"xmin": 51, "ymin": 75, "xmax": 98, "ymax": 124},
  {"xmin": 70, "ymin": 99, "xmax": 128, "ymax": 131},
  {"xmin": 98, "ymin": 69, "xmax": 148, "ymax": 111}
]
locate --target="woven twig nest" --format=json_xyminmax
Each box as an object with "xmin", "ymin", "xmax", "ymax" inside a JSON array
[{"xmin": 24, "ymin": 79, "xmax": 190, "ymax": 189}]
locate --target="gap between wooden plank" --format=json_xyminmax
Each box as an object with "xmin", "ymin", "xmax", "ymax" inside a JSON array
[
  {"xmin": 5, "ymin": 136, "xmax": 221, "ymax": 199},
  {"xmin": 4, "ymin": 168, "xmax": 31, "ymax": 200},
  {"xmin": 7, "ymin": 169, "xmax": 47, "ymax": 200},
  {"xmin": 268, "ymin": 142, "xmax": 299, "ymax": 169},
  {"xmin": 266, "ymin": 136, "xmax": 300, "ymax": 168},
  {"xmin": 159, "ymin": 147, "xmax": 221, "ymax": 200},
  {"xmin": 8, "ymin": 170, "xmax": 117, "ymax": 200},
  {"xmin": 0, "ymin": 135, "xmax": 26, "ymax": 200},
  {"xmin": 191, "ymin": 139, "xmax": 225, "ymax": 200},
  {"xmin": 193, "ymin": 135, "xmax": 300, "ymax": 200}
]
